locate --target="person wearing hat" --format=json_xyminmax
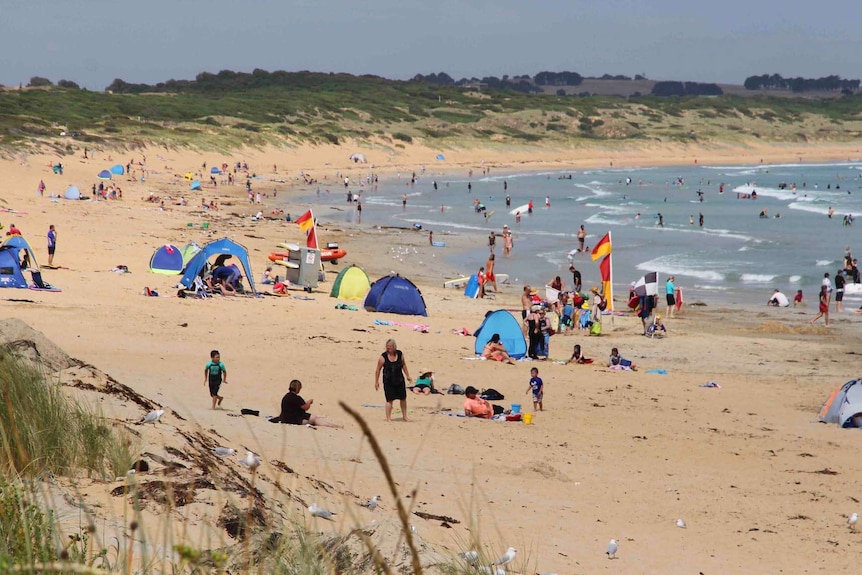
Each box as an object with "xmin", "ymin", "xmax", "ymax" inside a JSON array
[
  {"xmin": 463, "ymin": 386, "xmax": 493, "ymax": 419},
  {"xmin": 590, "ymin": 286, "xmax": 604, "ymax": 330},
  {"xmin": 502, "ymin": 226, "xmax": 513, "ymax": 256}
]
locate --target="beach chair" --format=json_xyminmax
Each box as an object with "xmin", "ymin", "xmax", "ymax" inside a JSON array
[
  {"xmin": 646, "ymin": 314, "xmax": 667, "ymax": 338},
  {"xmin": 193, "ymin": 276, "xmax": 210, "ymax": 298}
]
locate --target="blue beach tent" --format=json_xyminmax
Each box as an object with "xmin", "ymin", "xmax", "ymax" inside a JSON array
[
  {"xmin": 0, "ymin": 236, "xmax": 39, "ymax": 289},
  {"xmin": 180, "ymin": 237, "xmax": 257, "ymax": 295},
  {"xmin": 436, "ymin": 154, "xmax": 445, "ymax": 161},
  {"xmin": 149, "ymin": 244, "xmax": 184, "ymax": 275},
  {"xmin": 474, "ymin": 310, "xmax": 527, "ymax": 359},
  {"xmin": 190, "ymin": 180, "xmax": 202, "ymax": 191},
  {"xmin": 210, "ymin": 167, "xmax": 220, "ymax": 174},
  {"xmin": 97, "ymin": 170, "xmax": 112, "ymax": 181},
  {"xmin": 364, "ymin": 274, "xmax": 427, "ymax": 316},
  {"xmin": 110, "ymin": 164, "xmax": 125, "ymax": 176},
  {"xmin": 64, "ymin": 185, "xmax": 81, "ymax": 200}
]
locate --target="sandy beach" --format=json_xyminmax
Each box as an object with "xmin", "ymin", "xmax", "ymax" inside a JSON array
[{"xmin": 2, "ymin": 139, "xmax": 862, "ymax": 573}]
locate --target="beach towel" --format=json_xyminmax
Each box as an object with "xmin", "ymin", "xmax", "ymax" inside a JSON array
[{"xmin": 646, "ymin": 369, "xmax": 668, "ymax": 375}]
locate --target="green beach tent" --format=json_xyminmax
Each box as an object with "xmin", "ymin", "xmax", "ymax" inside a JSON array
[{"xmin": 330, "ymin": 264, "xmax": 371, "ymax": 300}]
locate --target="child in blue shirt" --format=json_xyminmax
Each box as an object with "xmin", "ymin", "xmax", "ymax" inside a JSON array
[
  {"xmin": 204, "ymin": 350, "xmax": 227, "ymax": 409},
  {"xmin": 525, "ymin": 367, "xmax": 544, "ymax": 411}
]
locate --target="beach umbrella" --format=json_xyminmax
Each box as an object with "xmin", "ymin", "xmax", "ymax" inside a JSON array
[
  {"xmin": 109, "ymin": 164, "xmax": 124, "ymax": 175},
  {"xmin": 97, "ymin": 170, "xmax": 112, "ymax": 181},
  {"xmin": 210, "ymin": 167, "xmax": 220, "ymax": 174},
  {"xmin": 633, "ymin": 272, "xmax": 658, "ymax": 297},
  {"xmin": 436, "ymin": 154, "xmax": 445, "ymax": 161},
  {"xmin": 190, "ymin": 180, "xmax": 202, "ymax": 191}
]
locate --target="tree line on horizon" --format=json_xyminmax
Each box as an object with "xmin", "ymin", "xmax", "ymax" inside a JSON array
[{"xmin": 19, "ymin": 69, "xmax": 861, "ymax": 98}]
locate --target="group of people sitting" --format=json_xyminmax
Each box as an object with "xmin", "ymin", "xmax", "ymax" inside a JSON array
[{"xmin": 200, "ymin": 257, "xmax": 246, "ymax": 296}]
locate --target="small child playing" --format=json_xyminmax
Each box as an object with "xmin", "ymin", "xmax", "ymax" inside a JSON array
[
  {"xmin": 565, "ymin": 344, "xmax": 593, "ymax": 365},
  {"xmin": 526, "ymin": 367, "xmax": 544, "ymax": 411},
  {"xmin": 205, "ymin": 349, "xmax": 228, "ymax": 409},
  {"xmin": 609, "ymin": 347, "xmax": 637, "ymax": 370}
]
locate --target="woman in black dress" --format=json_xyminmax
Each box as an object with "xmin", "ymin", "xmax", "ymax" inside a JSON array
[
  {"xmin": 375, "ymin": 339, "xmax": 412, "ymax": 422},
  {"xmin": 275, "ymin": 380, "xmax": 342, "ymax": 428}
]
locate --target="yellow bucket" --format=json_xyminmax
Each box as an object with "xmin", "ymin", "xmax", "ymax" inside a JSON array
[{"xmin": 523, "ymin": 413, "xmax": 533, "ymax": 425}]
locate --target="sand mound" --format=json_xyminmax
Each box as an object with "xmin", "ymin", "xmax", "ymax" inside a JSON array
[{"xmin": 0, "ymin": 317, "xmax": 75, "ymax": 373}]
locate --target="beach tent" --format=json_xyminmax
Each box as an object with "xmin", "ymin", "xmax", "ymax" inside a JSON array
[
  {"xmin": 110, "ymin": 164, "xmax": 124, "ymax": 176},
  {"xmin": 64, "ymin": 185, "xmax": 81, "ymax": 200},
  {"xmin": 364, "ymin": 274, "xmax": 427, "ymax": 316},
  {"xmin": 181, "ymin": 242, "xmax": 202, "ymax": 265},
  {"xmin": 436, "ymin": 154, "xmax": 445, "ymax": 161},
  {"xmin": 0, "ymin": 236, "xmax": 39, "ymax": 288},
  {"xmin": 180, "ymin": 237, "xmax": 257, "ymax": 295},
  {"xmin": 190, "ymin": 180, "xmax": 202, "ymax": 191},
  {"xmin": 819, "ymin": 379, "xmax": 862, "ymax": 427},
  {"xmin": 149, "ymin": 244, "xmax": 184, "ymax": 275},
  {"xmin": 210, "ymin": 167, "xmax": 220, "ymax": 174},
  {"xmin": 330, "ymin": 264, "xmax": 371, "ymax": 300},
  {"xmin": 464, "ymin": 274, "xmax": 481, "ymax": 298},
  {"xmin": 473, "ymin": 310, "xmax": 527, "ymax": 359},
  {"xmin": 183, "ymin": 172, "xmax": 195, "ymax": 181},
  {"xmin": 349, "ymin": 153, "xmax": 367, "ymax": 164},
  {"xmin": 97, "ymin": 170, "xmax": 112, "ymax": 181}
]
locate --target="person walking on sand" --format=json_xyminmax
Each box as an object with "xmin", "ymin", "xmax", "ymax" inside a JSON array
[
  {"xmin": 485, "ymin": 253, "xmax": 498, "ymax": 293},
  {"xmin": 47, "ymin": 225, "xmax": 57, "ymax": 266},
  {"xmin": 811, "ymin": 285, "xmax": 830, "ymax": 326},
  {"xmin": 375, "ymin": 339, "xmax": 412, "ymax": 422},
  {"xmin": 526, "ymin": 367, "xmax": 544, "ymax": 411},
  {"xmin": 204, "ymin": 350, "xmax": 227, "ymax": 409},
  {"xmin": 835, "ymin": 270, "xmax": 846, "ymax": 313},
  {"xmin": 665, "ymin": 276, "xmax": 676, "ymax": 317}
]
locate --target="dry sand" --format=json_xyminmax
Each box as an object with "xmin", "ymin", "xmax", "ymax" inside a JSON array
[{"xmin": 2, "ymin": 140, "xmax": 862, "ymax": 573}]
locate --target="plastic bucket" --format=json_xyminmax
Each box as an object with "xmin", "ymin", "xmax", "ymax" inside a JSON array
[
  {"xmin": 523, "ymin": 413, "xmax": 533, "ymax": 425},
  {"xmin": 511, "ymin": 403, "xmax": 521, "ymax": 414}
]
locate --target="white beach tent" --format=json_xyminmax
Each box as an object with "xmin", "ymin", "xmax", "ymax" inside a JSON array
[
  {"xmin": 349, "ymin": 153, "xmax": 367, "ymax": 164},
  {"xmin": 819, "ymin": 379, "xmax": 862, "ymax": 427}
]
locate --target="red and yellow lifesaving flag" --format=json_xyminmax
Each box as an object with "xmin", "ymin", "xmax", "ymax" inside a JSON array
[
  {"xmin": 296, "ymin": 210, "xmax": 314, "ymax": 233},
  {"xmin": 591, "ymin": 232, "xmax": 612, "ymax": 261}
]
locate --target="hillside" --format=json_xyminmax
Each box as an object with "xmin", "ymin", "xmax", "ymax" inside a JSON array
[{"xmin": 2, "ymin": 72, "xmax": 862, "ymax": 152}]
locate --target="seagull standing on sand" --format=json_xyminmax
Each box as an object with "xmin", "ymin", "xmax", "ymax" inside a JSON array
[
  {"xmin": 606, "ymin": 539, "xmax": 618, "ymax": 559},
  {"xmin": 309, "ymin": 503, "xmax": 335, "ymax": 519},
  {"xmin": 213, "ymin": 447, "xmax": 236, "ymax": 458},
  {"xmin": 676, "ymin": 519, "xmax": 687, "ymax": 529},
  {"xmin": 138, "ymin": 408, "xmax": 165, "ymax": 425},
  {"xmin": 239, "ymin": 451, "xmax": 261, "ymax": 471},
  {"xmin": 849, "ymin": 513, "xmax": 858, "ymax": 529},
  {"xmin": 491, "ymin": 547, "xmax": 516, "ymax": 566},
  {"xmin": 457, "ymin": 550, "xmax": 479, "ymax": 565},
  {"xmin": 361, "ymin": 495, "xmax": 380, "ymax": 510}
]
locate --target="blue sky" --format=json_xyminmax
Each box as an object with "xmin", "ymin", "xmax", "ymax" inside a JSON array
[{"xmin": 1, "ymin": 0, "xmax": 858, "ymax": 89}]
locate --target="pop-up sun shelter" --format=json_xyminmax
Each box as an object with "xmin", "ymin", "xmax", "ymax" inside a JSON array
[
  {"xmin": 64, "ymin": 185, "xmax": 81, "ymax": 200},
  {"xmin": 0, "ymin": 236, "xmax": 39, "ymax": 288},
  {"xmin": 149, "ymin": 244, "xmax": 184, "ymax": 275},
  {"xmin": 364, "ymin": 274, "xmax": 427, "ymax": 316},
  {"xmin": 819, "ymin": 379, "xmax": 862, "ymax": 427},
  {"xmin": 180, "ymin": 237, "xmax": 257, "ymax": 295},
  {"xmin": 110, "ymin": 164, "xmax": 125, "ymax": 176},
  {"xmin": 330, "ymin": 265, "xmax": 371, "ymax": 300},
  {"xmin": 473, "ymin": 310, "xmax": 527, "ymax": 359}
]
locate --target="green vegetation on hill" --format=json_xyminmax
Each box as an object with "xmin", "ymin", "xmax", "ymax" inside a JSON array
[{"xmin": 3, "ymin": 70, "xmax": 862, "ymax": 150}]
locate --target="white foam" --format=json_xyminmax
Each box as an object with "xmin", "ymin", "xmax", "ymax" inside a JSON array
[
  {"xmin": 816, "ymin": 260, "xmax": 833, "ymax": 267},
  {"xmin": 789, "ymin": 275, "xmax": 802, "ymax": 283},
  {"xmin": 732, "ymin": 184, "xmax": 798, "ymax": 202},
  {"xmin": 788, "ymin": 202, "xmax": 831, "ymax": 215},
  {"xmin": 636, "ymin": 257, "xmax": 726, "ymax": 282},
  {"xmin": 740, "ymin": 273, "xmax": 775, "ymax": 283},
  {"xmin": 585, "ymin": 214, "xmax": 631, "ymax": 226}
]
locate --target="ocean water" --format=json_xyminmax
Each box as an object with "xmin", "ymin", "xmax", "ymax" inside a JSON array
[{"xmin": 299, "ymin": 162, "xmax": 862, "ymax": 305}]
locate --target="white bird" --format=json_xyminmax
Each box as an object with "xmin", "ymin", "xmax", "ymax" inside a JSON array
[
  {"xmin": 491, "ymin": 547, "xmax": 516, "ymax": 566},
  {"xmin": 139, "ymin": 408, "xmax": 165, "ymax": 425},
  {"xmin": 238, "ymin": 451, "xmax": 261, "ymax": 471},
  {"xmin": 308, "ymin": 503, "xmax": 335, "ymax": 519},
  {"xmin": 478, "ymin": 567, "xmax": 506, "ymax": 575},
  {"xmin": 361, "ymin": 495, "xmax": 380, "ymax": 510},
  {"xmin": 849, "ymin": 513, "xmax": 858, "ymax": 529},
  {"xmin": 457, "ymin": 550, "xmax": 479, "ymax": 565},
  {"xmin": 676, "ymin": 518, "xmax": 687, "ymax": 529},
  {"xmin": 213, "ymin": 447, "xmax": 236, "ymax": 458},
  {"xmin": 606, "ymin": 539, "xmax": 618, "ymax": 559}
]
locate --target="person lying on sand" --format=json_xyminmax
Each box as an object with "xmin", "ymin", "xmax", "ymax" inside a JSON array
[
  {"xmin": 482, "ymin": 333, "xmax": 516, "ymax": 365},
  {"xmin": 412, "ymin": 372, "xmax": 435, "ymax": 395}
]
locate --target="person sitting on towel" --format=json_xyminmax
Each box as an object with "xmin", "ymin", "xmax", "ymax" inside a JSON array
[
  {"xmin": 463, "ymin": 386, "xmax": 493, "ymax": 418},
  {"xmin": 412, "ymin": 372, "xmax": 435, "ymax": 395},
  {"xmin": 271, "ymin": 379, "xmax": 342, "ymax": 428},
  {"xmin": 609, "ymin": 347, "xmax": 637, "ymax": 370},
  {"xmin": 481, "ymin": 333, "xmax": 516, "ymax": 365}
]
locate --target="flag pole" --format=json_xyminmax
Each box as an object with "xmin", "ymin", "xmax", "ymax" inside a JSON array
[{"xmin": 609, "ymin": 231, "xmax": 614, "ymax": 325}]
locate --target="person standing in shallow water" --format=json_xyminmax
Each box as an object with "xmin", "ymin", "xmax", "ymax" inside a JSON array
[{"xmin": 375, "ymin": 339, "xmax": 412, "ymax": 422}]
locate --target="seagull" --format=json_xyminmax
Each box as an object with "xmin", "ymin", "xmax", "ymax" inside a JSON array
[
  {"xmin": 361, "ymin": 495, "xmax": 380, "ymax": 510},
  {"xmin": 850, "ymin": 513, "xmax": 858, "ymax": 529},
  {"xmin": 676, "ymin": 519, "xmax": 687, "ymax": 529},
  {"xmin": 308, "ymin": 503, "xmax": 335, "ymax": 520},
  {"xmin": 138, "ymin": 408, "xmax": 165, "ymax": 425},
  {"xmin": 491, "ymin": 547, "xmax": 516, "ymax": 566},
  {"xmin": 478, "ymin": 567, "xmax": 506, "ymax": 575},
  {"xmin": 606, "ymin": 539, "xmax": 618, "ymax": 559},
  {"xmin": 457, "ymin": 550, "xmax": 479, "ymax": 565},
  {"xmin": 238, "ymin": 451, "xmax": 261, "ymax": 471},
  {"xmin": 213, "ymin": 447, "xmax": 236, "ymax": 458}
]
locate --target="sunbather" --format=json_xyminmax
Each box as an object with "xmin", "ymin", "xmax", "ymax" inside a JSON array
[{"xmin": 482, "ymin": 334, "xmax": 516, "ymax": 365}]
